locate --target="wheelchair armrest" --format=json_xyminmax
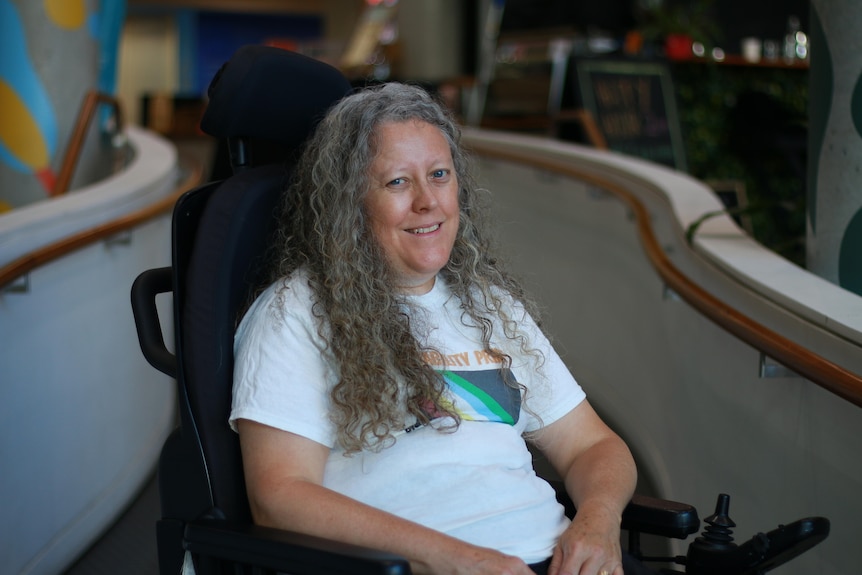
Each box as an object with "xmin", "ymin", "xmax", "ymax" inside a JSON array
[
  {"xmin": 130, "ymin": 266, "xmax": 177, "ymax": 378},
  {"xmin": 184, "ymin": 518, "xmax": 411, "ymax": 575},
  {"xmin": 549, "ymin": 480, "xmax": 699, "ymax": 540},
  {"xmin": 623, "ymin": 494, "xmax": 700, "ymax": 540}
]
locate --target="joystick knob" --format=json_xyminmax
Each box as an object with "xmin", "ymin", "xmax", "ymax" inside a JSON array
[{"xmin": 698, "ymin": 493, "xmax": 737, "ymax": 548}]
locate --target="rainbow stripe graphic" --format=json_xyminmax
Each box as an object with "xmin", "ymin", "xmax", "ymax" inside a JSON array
[{"xmin": 439, "ymin": 370, "xmax": 520, "ymax": 425}]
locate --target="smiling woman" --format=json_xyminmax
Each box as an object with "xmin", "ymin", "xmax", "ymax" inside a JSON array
[{"xmin": 230, "ymin": 82, "xmax": 645, "ymax": 575}]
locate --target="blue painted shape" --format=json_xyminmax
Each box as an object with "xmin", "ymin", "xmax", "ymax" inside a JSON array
[
  {"xmin": 96, "ymin": 0, "xmax": 127, "ymax": 95},
  {"xmin": 95, "ymin": 0, "xmax": 127, "ymax": 128},
  {"xmin": 0, "ymin": 0, "xmax": 58, "ymax": 172}
]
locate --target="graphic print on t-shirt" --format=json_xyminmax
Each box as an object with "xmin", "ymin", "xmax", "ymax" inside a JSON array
[{"xmin": 439, "ymin": 369, "xmax": 521, "ymax": 425}]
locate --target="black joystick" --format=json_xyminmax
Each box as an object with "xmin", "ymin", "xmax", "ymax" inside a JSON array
[
  {"xmin": 685, "ymin": 493, "xmax": 830, "ymax": 575},
  {"xmin": 697, "ymin": 493, "xmax": 736, "ymax": 549}
]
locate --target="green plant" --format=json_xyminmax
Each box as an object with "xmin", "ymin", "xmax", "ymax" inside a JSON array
[{"xmin": 637, "ymin": 0, "xmax": 720, "ymax": 47}]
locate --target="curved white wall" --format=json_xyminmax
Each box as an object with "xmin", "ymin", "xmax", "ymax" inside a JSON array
[
  {"xmin": 465, "ymin": 129, "xmax": 862, "ymax": 575},
  {"xmin": 0, "ymin": 127, "xmax": 178, "ymax": 575}
]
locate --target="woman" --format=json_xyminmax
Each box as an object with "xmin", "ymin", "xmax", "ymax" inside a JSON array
[{"xmin": 231, "ymin": 83, "xmax": 638, "ymax": 575}]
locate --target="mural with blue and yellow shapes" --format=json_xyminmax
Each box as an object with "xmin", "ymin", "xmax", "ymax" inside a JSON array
[{"xmin": 1, "ymin": 0, "xmax": 123, "ymax": 213}]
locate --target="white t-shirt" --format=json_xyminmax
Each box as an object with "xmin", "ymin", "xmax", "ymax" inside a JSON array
[{"xmin": 231, "ymin": 272, "xmax": 586, "ymax": 563}]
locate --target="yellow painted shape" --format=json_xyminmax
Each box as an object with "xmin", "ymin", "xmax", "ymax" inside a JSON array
[
  {"xmin": 44, "ymin": 0, "xmax": 86, "ymax": 29},
  {"xmin": 0, "ymin": 200, "xmax": 13, "ymax": 214},
  {"xmin": 0, "ymin": 80, "xmax": 49, "ymax": 169}
]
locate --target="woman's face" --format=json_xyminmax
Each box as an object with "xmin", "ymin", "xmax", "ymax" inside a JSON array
[{"xmin": 365, "ymin": 120, "xmax": 460, "ymax": 295}]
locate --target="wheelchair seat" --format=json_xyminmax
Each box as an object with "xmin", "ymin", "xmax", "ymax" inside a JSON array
[{"xmin": 131, "ymin": 44, "xmax": 828, "ymax": 575}]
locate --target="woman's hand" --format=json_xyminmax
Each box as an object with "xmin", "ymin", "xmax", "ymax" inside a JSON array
[{"xmin": 547, "ymin": 503, "xmax": 624, "ymax": 575}]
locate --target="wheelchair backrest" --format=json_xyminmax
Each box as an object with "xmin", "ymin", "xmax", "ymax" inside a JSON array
[{"xmin": 167, "ymin": 45, "xmax": 351, "ymax": 524}]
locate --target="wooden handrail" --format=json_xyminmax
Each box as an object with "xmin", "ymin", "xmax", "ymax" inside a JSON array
[
  {"xmin": 0, "ymin": 154, "xmax": 203, "ymax": 291},
  {"xmin": 8, "ymin": 134, "xmax": 858, "ymax": 408},
  {"xmin": 470, "ymin": 142, "xmax": 862, "ymax": 409},
  {"xmin": 53, "ymin": 91, "xmax": 125, "ymax": 197}
]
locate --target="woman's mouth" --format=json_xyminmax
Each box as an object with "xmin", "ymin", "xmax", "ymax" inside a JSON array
[{"xmin": 408, "ymin": 223, "xmax": 441, "ymax": 234}]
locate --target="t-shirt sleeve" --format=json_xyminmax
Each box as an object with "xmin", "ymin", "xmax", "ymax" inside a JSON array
[
  {"xmin": 230, "ymin": 281, "xmax": 337, "ymax": 448},
  {"xmin": 525, "ymin": 341, "xmax": 586, "ymax": 431},
  {"xmin": 506, "ymin": 308, "xmax": 586, "ymax": 433}
]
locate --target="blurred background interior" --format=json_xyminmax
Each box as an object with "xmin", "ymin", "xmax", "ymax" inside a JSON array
[{"xmin": 124, "ymin": 0, "xmax": 810, "ymax": 264}]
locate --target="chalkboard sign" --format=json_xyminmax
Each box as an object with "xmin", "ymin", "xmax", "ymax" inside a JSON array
[{"xmin": 574, "ymin": 59, "xmax": 686, "ymax": 171}]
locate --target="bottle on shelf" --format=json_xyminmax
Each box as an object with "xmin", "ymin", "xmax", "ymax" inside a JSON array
[{"xmin": 783, "ymin": 15, "xmax": 809, "ymax": 63}]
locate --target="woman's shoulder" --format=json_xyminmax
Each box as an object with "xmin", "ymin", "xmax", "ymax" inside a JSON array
[
  {"xmin": 273, "ymin": 268, "xmax": 317, "ymax": 300},
  {"xmin": 240, "ymin": 269, "xmax": 319, "ymax": 330}
]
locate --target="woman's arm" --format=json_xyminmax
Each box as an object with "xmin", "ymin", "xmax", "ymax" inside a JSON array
[
  {"xmin": 237, "ymin": 418, "xmax": 536, "ymax": 575},
  {"xmin": 531, "ymin": 401, "xmax": 637, "ymax": 575}
]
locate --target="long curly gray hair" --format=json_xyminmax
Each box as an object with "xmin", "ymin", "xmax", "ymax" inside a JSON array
[{"xmin": 271, "ymin": 83, "xmax": 541, "ymax": 453}]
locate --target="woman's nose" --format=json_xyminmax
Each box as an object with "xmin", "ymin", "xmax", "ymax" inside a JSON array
[{"xmin": 412, "ymin": 181, "xmax": 438, "ymax": 212}]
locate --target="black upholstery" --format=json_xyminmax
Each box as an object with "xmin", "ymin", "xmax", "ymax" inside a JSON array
[
  {"xmin": 202, "ymin": 46, "xmax": 350, "ymax": 146},
  {"xmin": 131, "ymin": 44, "xmax": 828, "ymax": 575},
  {"xmin": 202, "ymin": 45, "xmax": 353, "ymax": 175},
  {"xmin": 179, "ymin": 164, "xmax": 286, "ymax": 523}
]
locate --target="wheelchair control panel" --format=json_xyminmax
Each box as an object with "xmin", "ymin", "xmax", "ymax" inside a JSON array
[{"xmin": 681, "ymin": 493, "xmax": 829, "ymax": 575}]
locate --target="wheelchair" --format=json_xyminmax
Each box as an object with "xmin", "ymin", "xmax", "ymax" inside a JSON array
[{"xmin": 131, "ymin": 45, "xmax": 828, "ymax": 575}]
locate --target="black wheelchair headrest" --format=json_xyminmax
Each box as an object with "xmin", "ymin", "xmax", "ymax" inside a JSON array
[{"xmin": 200, "ymin": 45, "xmax": 352, "ymax": 150}]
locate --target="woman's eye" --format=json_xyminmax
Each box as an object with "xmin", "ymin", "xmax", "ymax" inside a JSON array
[
  {"xmin": 388, "ymin": 177, "xmax": 405, "ymax": 186},
  {"xmin": 432, "ymin": 169, "xmax": 449, "ymax": 179}
]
